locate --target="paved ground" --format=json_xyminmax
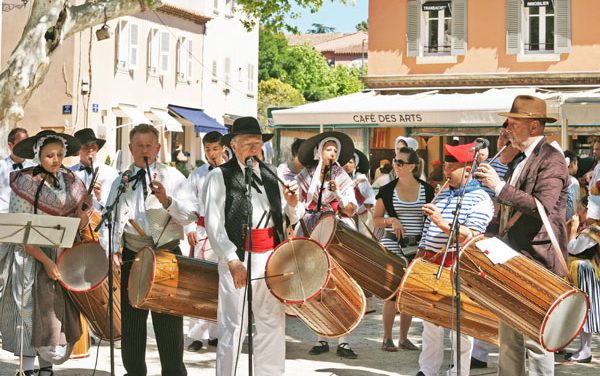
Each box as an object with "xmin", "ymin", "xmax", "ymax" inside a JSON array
[{"xmin": 1, "ymin": 298, "xmax": 599, "ymax": 375}]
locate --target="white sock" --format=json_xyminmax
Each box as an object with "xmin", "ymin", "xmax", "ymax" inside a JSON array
[
  {"xmin": 21, "ymin": 356, "xmax": 35, "ymax": 371},
  {"xmin": 573, "ymin": 331, "xmax": 593, "ymax": 359}
]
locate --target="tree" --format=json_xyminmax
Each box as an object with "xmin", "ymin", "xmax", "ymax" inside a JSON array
[
  {"xmin": 237, "ymin": 0, "xmax": 351, "ymax": 32},
  {"xmin": 258, "ymin": 28, "xmax": 290, "ymax": 81},
  {"xmin": 282, "ymin": 44, "xmax": 335, "ymax": 102},
  {"xmin": 0, "ymin": 0, "xmax": 161, "ymax": 156},
  {"xmin": 355, "ymin": 20, "xmax": 368, "ymax": 32},
  {"xmin": 330, "ymin": 65, "xmax": 363, "ymax": 96},
  {"xmin": 308, "ymin": 23, "xmax": 336, "ymax": 34},
  {"xmin": 257, "ymin": 78, "xmax": 305, "ymax": 125}
]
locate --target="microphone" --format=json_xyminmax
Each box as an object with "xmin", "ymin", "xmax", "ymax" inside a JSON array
[
  {"xmin": 118, "ymin": 170, "xmax": 133, "ymax": 192},
  {"xmin": 470, "ymin": 138, "xmax": 490, "ymax": 152},
  {"xmin": 246, "ymin": 156, "xmax": 254, "ymax": 168}
]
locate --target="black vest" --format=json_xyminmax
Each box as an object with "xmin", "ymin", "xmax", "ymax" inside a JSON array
[
  {"xmin": 376, "ymin": 178, "xmax": 434, "ymax": 218},
  {"xmin": 220, "ymin": 158, "xmax": 284, "ymax": 261}
]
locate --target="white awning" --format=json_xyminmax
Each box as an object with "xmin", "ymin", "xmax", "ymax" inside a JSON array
[
  {"xmin": 113, "ymin": 104, "xmax": 152, "ymax": 126},
  {"xmin": 560, "ymin": 89, "xmax": 600, "ymax": 125},
  {"xmin": 271, "ymin": 88, "xmax": 561, "ymax": 127},
  {"xmin": 147, "ymin": 108, "xmax": 184, "ymax": 132}
]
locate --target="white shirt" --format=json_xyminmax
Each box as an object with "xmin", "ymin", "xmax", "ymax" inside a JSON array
[
  {"xmin": 69, "ymin": 160, "xmax": 119, "ymax": 210},
  {"xmin": 0, "ymin": 156, "xmax": 34, "ymax": 213},
  {"xmin": 99, "ymin": 162, "xmax": 198, "ymax": 253},
  {"xmin": 568, "ymin": 232, "xmax": 597, "ymax": 256},
  {"xmin": 204, "ymin": 161, "xmax": 304, "ymax": 263},
  {"xmin": 183, "ymin": 163, "xmax": 213, "ymax": 235},
  {"xmin": 495, "ymin": 136, "xmax": 544, "ymax": 195}
]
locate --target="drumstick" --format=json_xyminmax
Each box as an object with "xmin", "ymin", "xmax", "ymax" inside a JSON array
[
  {"xmin": 251, "ymin": 271, "xmax": 295, "ymax": 281},
  {"xmin": 128, "ymin": 219, "xmax": 147, "ymax": 237},
  {"xmin": 432, "ymin": 179, "xmax": 450, "ymax": 203}
]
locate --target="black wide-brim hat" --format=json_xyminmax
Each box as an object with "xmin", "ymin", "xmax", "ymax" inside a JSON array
[
  {"xmin": 74, "ymin": 128, "xmax": 106, "ymax": 149},
  {"xmin": 13, "ymin": 130, "xmax": 81, "ymax": 159},
  {"xmin": 222, "ymin": 116, "xmax": 273, "ymax": 146},
  {"xmin": 353, "ymin": 149, "xmax": 370, "ymax": 175},
  {"xmin": 297, "ymin": 131, "xmax": 355, "ymax": 167}
]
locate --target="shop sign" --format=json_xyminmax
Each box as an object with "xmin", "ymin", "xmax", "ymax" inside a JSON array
[
  {"xmin": 422, "ymin": 1, "xmax": 451, "ymax": 12},
  {"xmin": 524, "ymin": 0, "xmax": 552, "ymax": 7}
]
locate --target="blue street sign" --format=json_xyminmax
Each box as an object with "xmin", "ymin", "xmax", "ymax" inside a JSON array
[
  {"xmin": 92, "ymin": 103, "xmax": 99, "ymax": 113},
  {"xmin": 62, "ymin": 105, "xmax": 72, "ymax": 114}
]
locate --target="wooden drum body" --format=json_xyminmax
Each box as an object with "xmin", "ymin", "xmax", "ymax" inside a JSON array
[
  {"xmin": 397, "ymin": 258, "xmax": 499, "ymax": 345},
  {"xmin": 265, "ymin": 238, "xmax": 366, "ymax": 338},
  {"xmin": 457, "ymin": 235, "xmax": 589, "ymax": 351},
  {"xmin": 310, "ymin": 213, "xmax": 406, "ymax": 300},
  {"xmin": 128, "ymin": 247, "xmax": 219, "ymax": 320},
  {"xmin": 57, "ymin": 241, "xmax": 122, "ymax": 340},
  {"xmin": 70, "ymin": 314, "xmax": 90, "ymax": 359}
]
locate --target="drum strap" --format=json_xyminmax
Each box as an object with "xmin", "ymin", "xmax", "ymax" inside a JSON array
[{"xmin": 534, "ymin": 198, "xmax": 571, "ymax": 280}]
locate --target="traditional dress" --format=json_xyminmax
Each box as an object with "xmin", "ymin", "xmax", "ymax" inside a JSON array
[
  {"xmin": 349, "ymin": 170, "xmax": 376, "ymax": 235},
  {"xmin": 0, "ymin": 167, "xmax": 85, "ymax": 363}
]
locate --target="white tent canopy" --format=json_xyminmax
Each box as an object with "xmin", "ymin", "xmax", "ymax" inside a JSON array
[{"xmin": 271, "ymin": 88, "xmax": 561, "ymax": 127}]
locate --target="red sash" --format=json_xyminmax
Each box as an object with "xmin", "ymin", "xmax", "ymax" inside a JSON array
[
  {"xmin": 197, "ymin": 216, "xmax": 205, "ymax": 227},
  {"xmin": 245, "ymin": 227, "xmax": 276, "ymax": 252}
]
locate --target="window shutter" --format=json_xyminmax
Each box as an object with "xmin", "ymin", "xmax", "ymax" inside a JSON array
[
  {"xmin": 451, "ymin": 0, "xmax": 467, "ymax": 55},
  {"xmin": 187, "ymin": 40, "xmax": 194, "ymax": 80},
  {"xmin": 247, "ymin": 63, "xmax": 254, "ymax": 92},
  {"xmin": 224, "ymin": 57, "xmax": 231, "ymax": 84},
  {"xmin": 129, "ymin": 23, "xmax": 139, "ymax": 69},
  {"xmin": 506, "ymin": 0, "xmax": 521, "ymax": 54},
  {"xmin": 159, "ymin": 31, "xmax": 170, "ymax": 74},
  {"xmin": 177, "ymin": 38, "xmax": 186, "ymax": 79},
  {"xmin": 406, "ymin": 0, "xmax": 420, "ymax": 57},
  {"xmin": 149, "ymin": 29, "xmax": 159, "ymax": 74},
  {"xmin": 554, "ymin": 0, "xmax": 571, "ymax": 53},
  {"xmin": 117, "ymin": 21, "xmax": 129, "ymax": 68},
  {"xmin": 212, "ymin": 60, "xmax": 218, "ymax": 80}
]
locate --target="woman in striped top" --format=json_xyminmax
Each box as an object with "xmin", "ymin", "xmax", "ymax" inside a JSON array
[{"xmin": 373, "ymin": 147, "xmax": 434, "ymax": 352}]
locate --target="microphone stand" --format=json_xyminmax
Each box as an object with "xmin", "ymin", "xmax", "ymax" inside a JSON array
[
  {"xmin": 434, "ymin": 148, "xmax": 481, "ymax": 376},
  {"xmin": 244, "ymin": 158, "xmax": 255, "ymax": 376},
  {"xmin": 94, "ymin": 172, "xmax": 136, "ymax": 376}
]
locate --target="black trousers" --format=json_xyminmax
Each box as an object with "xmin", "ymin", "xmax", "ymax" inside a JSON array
[{"xmin": 121, "ymin": 247, "xmax": 187, "ymax": 376}]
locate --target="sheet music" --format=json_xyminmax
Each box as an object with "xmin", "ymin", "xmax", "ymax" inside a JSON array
[
  {"xmin": 0, "ymin": 213, "xmax": 80, "ymax": 248},
  {"xmin": 475, "ymin": 237, "xmax": 519, "ymax": 264}
]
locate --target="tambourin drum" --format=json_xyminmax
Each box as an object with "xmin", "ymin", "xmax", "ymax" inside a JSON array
[
  {"xmin": 397, "ymin": 258, "xmax": 499, "ymax": 345},
  {"xmin": 70, "ymin": 314, "xmax": 90, "ymax": 359},
  {"xmin": 457, "ymin": 235, "xmax": 589, "ymax": 351},
  {"xmin": 265, "ymin": 237, "xmax": 366, "ymax": 338},
  {"xmin": 309, "ymin": 212, "xmax": 406, "ymax": 300},
  {"xmin": 128, "ymin": 247, "xmax": 219, "ymax": 320},
  {"xmin": 57, "ymin": 241, "xmax": 122, "ymax": 340}
]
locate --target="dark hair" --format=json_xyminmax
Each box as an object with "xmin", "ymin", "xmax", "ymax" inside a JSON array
[
  {"xmin": 380, "ymin": 163, "xmax": 392, "ymax": 174},
  {"xmin": 129, "ymin": 123, "xmax": 159, "ymax": 140},
  {"xmin": 203, "ymin": 131, "xmax": 222, "ymax": 146},
  {"xmin": 397, "ymin": 146, "xmax": 421, "ymax": 179},
  {"xmin": 581, "ymin": 195, "xmax": 588, "ymax": 208},
  {"xmin": 8, "ymin": 128, "xmax": 27, "ymax": 144},
  {"xmin": 564, "ymin": 150, "xmax": 578, "ymax": 165},
  {"xmin": 291, "ymin": 138, "xmax": 305, "ymax": 158},
  {"xmin": 39, "ymin": 137, "xmax": 65, "ymax": 153}
]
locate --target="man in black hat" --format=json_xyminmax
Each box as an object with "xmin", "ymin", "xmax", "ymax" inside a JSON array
[
  {"xmin": 70, "ymin": 128, "xmax": 118, "ymax": 210},
  {"xmin": 204, "ymin": 116, "xmax": 303, "ymax": 376}
]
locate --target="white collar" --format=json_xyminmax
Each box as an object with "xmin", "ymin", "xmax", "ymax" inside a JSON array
[{"xmin": 523, "ymin": 136, "xmax": 544, "ymax": 158}]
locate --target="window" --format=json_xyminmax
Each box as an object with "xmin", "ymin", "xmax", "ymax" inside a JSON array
[
  {"xmin": 159, "ymin": 31, "xmax": 170, "ymax": 74},
  {"xmin": 247, "ymin": 64, "xmax": 255, "ymax": 92},
  {"xmin": 176, "ymin": 37, "xmax": 193, "ymax": 81},
  {"xmin": 224, "ymin": 57, "xmax": 231, "ymax": 84},
  {"xmin": 424, "ymin": 7, "xmax": 452, "ymax": 55},
  {"xmin": 211, "ymin": 60, "xmax": 218, "ymax": 82},
  {"xmin": 214, "ymin": 0, "xmax": 219, "ymax": 13},
  {"xmin": 148, "ymin": 29, "xmax": 160, "ymax": 75},
  {"xmin": 506, "ymin": 0, "xmax": 571, "ymax": 56},
  {"xmin": 238, "ymin": 66, "xmax": 243, "ymax": 82},
  {"xmin": 406, "ymin": 0, "xmax": 466, "ymax": 59},
  {"xmin": 187, "ymin": 39, "xmax": 194, "ymax": 80},
  {"xmin": 116, "ymin": 20, "xmax": 139, "ymax": 70},
  {"xmin": 226, "ymin": 0, "xmax": 234, "ymax": 16}
]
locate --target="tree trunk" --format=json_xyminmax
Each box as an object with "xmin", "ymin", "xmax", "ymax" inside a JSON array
[{"xmin": 0, "ymin": 0, "xmax": 162, "ymax": 157}]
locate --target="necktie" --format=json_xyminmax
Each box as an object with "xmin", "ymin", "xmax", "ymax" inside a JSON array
[
  {"xmin": 251, "ymin": 172, "xmax": 263, "ymax": 194},
  {"xmin": 132, "ymin": 169, "xmax": 148, "ymax": 199},
  {"xmin": 79, "ymin": 165, "xmax": 93, "ymax": 174},
  {"xmin": 12, "ymin": 163, "xmax": 23, "ymax": 170}
]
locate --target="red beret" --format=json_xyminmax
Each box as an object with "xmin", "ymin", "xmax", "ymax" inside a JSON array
[
  {"xmin": 444, "ymin": 142, "xmax": 477, "ymax": 163},
  {"xmin": 432, "ymin": 160, "xmax": 442, "ymax": 167}
]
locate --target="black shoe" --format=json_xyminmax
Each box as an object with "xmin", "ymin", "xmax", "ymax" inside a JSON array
[
  {"xmin": 15, "ymin": 371, "xmax": 36, "ymax": 376},
  {"xmin": 186, "ymin": 340, "xmax": 203, "ymax": 352},
  {"xmin": 38, "ymin": 367, "xmax": 55, "ymax": 376},
  {"xmin": 416, "ymin": 372, "xmax": 425, "ymax": 376},
  {"xmin": 309, "ymin": 340, "xmax": 329, "ymax": 355},
  {"xmin": 336, "ymin": 343, "xmax": 357, "ymax": 359},
  {"xmin": 566, "ymin": 354, "xmax": 592, "ymax": 363},
  {"xmin": 470, "ymin": 357, "xmax": 488, "ymax": 369},
  {"xmin": 208, "ymin": 338, "xmax": 218, "ymax": 346}
]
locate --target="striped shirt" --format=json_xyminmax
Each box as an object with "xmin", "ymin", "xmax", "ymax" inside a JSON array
[
  {"xmin": 380, "ymin": 185, "xmax": 426, "ymax": 255},
  {"xmin": 480, "ymin": 159, "xmax": 509, "ymax": 198},
  {"xmin": 419, "ymin": 181, "xmax": 494, "ymax": 251}
]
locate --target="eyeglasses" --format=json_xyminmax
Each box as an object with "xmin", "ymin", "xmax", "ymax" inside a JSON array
[{"xmin": 394, "ymin": 159, "xmax": 412, "ymax": 167}]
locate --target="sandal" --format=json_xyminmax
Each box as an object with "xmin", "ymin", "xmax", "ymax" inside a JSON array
[
  {"xmin": 381, "ymin": 338, "xmax": 398, "ymax": 352},
  {"xmin": 38, "ymin": 367, "xmax": 55, "ymax": 376},
  {"xmin": 398, "ymin": 338, "xmax": 419, "ymax": 351},
  {"xmin": 336, "ymin": 343, "xmax": 358, "ymax": 359},
  {"xmin": 309, "ymin": 340, "xmax": 329, "ymax": 355}
]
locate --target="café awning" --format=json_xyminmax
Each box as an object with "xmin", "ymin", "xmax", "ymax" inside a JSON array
[{"xmin": 168, "ymin": 105, "xmax": 228, "ymax": 134}]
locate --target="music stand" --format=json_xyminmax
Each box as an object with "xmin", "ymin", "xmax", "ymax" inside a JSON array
[{"xmin": 0, "ymin": 213, "xmax": 80, "ymax": 376}]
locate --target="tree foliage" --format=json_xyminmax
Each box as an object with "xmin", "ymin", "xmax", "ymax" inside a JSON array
[
  {"xmin": 308, "ymin": 23, "xmax": 336, "ymax": 34},
  {"xmin": 237, "ymin": 0, "xmax": 352, "ymax": 32},
  {"xmin": 355, "ymin": 20, "xmax": 368, "ymax": 32},
  {"xmin": 257, "ymin": 78, "xmax": 305, "ymax": 125}
]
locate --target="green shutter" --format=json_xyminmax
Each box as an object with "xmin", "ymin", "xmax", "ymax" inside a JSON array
[
  {"xmin": 451, "ymin": 0, "xmax": 468, "ymax": 55},
  {"xmin": 506, "ymin": 0, "xmax": 521, "ymax": 55},
  {"xmin": 554, "ymin": 0, "xmax": 571, "ymax": 53},
  {"xmin": 407, "ymin": 0, "xmax": 420, "ymax": 57}
]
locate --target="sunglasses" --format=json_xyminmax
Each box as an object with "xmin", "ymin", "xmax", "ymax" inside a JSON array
[{"xmin": 394, "ymin": 159, "xmax": 413, "ymax": 167}]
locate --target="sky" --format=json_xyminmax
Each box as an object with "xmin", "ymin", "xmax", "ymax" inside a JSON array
[{"xmin": 285, "ymin": 0, "xmax": 369, "ymax": 34}]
